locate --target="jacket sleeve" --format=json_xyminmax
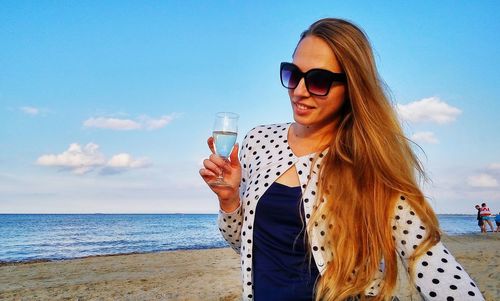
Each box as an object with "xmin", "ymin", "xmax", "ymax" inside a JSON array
[
  {"xmin": 216, "ymin": 129, "xmax": 252, "ymax": 254},
  {"xmin": 391, "ymin": 195, "xmax": 485, "ymax": 301}
]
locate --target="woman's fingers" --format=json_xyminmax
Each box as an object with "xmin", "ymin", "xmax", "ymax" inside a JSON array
[
  {"xmin": 203, "ymin": 158, "xmax": 223, "ymax": 175},
  {"xmin": 199, "ymin": 168, "xmax": 216, "ymax": 179},
  {"xmin": 209, "ymin": 153, "xmax": 226, "ymax": 166},
  {"xmin": 229, "ymin": 143, "xmax": 240, "ymax": 168},
  {"xmin": 207, "ymin": 137, "xmax": 215, "ymax": 154},
  {"xmin": 203, "ymin": 156, "xmax": 234, "ymax": 179},
  {"xmin": 209, "ymin": 153, "xmax": 235, "ymax": 174}
]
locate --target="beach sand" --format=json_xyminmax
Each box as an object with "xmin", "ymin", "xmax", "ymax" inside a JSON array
[{"xmin": 0, "ymin": 234, "xmax": 498, "ymax": 300}]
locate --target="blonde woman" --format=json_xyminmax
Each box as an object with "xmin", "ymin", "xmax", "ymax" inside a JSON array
[{"xmin": 200, "ymin": 18, "xmax": 484, "ymax": 301}]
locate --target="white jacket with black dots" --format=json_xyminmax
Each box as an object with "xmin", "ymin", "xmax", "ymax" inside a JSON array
[{"xmin": 217, "ymin": 123, "xmax": 484, "ymax": 301}]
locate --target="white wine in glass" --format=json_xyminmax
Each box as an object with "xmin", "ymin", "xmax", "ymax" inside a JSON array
[{"xmin": 209, "ymin": 112, "xmax": 239, "ymax": 187}]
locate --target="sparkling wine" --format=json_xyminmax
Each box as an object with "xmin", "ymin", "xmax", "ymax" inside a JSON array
[
  {"xmin": 208, "ymin": 112, "xmax": 239, "ymax": 187},
  {"xmin": 213, "ymin": 131, "xmax": 237, "ymax": 158}
]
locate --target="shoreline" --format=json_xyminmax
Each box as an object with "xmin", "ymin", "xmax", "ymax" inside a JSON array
[
  {"xmin": 0, "ymin": 246, "xmax": 230, "ymax": 267},
  {"xmin": 0, "ymin": 234, "xmax": 498, "ymax": 300},
  {"xmin": 0, "ymin": 233, "xmax": 496, "ymax": 267}
]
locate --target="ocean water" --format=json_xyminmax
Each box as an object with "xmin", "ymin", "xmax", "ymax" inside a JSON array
[
  {"xmin": 0, "ymin": 214, "xmax": 484, "ymax": 263},
  {"xmin": 0, "ymin": 214, "xmax": 226, "ymax": 263}
]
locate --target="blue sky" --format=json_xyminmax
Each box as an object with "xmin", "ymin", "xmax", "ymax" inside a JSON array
[{"xmin": 1, "ymin": 1, "xmax": 499, "ymax": 214}]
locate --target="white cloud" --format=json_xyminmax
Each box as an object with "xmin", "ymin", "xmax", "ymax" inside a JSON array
[
  {"xmin": 20, "ymin": 106, "xmax": 40, "ymax": 115},
  {"xmin": 411, "ymin": 131, "xmax": 439, "ymax": 144},
  {"xmin": 36, "ymin": 143, "xmax": 150, "ymax": 175},
  {"xmin": 83, "ymin": 117, "xmax": 141, "ymax": 130},
  {"xmin": 489, "ymin": 163, "xmax": 500, "ymax": 170},
  {"xmin": 144, "ymin": 115, "xmax": 174, "ymax": 130},
  {"xmin": 83, "ymin": 114, "xmax": 177, "ymax": 131},
  {"xmin": 106, "ymin": 153, "xmax": 150, "ymax": 168},
  {"xmin": 467, "ymin": 174, "xmax": 498, "ymax": 188},
  {"xmin": 37, "ymin": 143, "xmax": 106, "ymax": 174},
  {"xmin": 397, "ymin": 97, "xmax": 462, "ymax": 124}
]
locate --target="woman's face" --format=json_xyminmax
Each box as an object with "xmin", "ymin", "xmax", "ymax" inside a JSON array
[{"xmin": 289, "ymin": 35, "xmax": 347, "ymax": 129}]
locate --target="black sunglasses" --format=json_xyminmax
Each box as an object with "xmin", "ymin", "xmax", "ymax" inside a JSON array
[{"xmin": 280, "ymin": 62, "xmax": 347, "ymax": 96}]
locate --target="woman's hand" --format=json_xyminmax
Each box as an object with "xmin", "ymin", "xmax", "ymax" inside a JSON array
[{"xmin": 199, "ymin": 137, "xmax": 242, "ymax": 212}]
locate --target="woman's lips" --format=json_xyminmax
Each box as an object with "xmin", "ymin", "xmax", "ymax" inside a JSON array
[{"xmin": 293, "ymin": 102, "xmax": 314, "ymax": 115}]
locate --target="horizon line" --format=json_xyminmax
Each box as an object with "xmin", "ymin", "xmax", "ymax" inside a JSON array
[
  {"xmin": 0, "ymin": 212, "xmax": 477, "ymax": 215},
  {"xmin": 0, "ymin": 212, "xmax": 220, "ymax": 215}
]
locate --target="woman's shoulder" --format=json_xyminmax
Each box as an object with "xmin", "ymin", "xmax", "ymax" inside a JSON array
[
  {"xmin": 240, "ymin": 123, "xmax": 291, "ymax": 161},
  {"xmin": 242, "ymin": 122, "xmax": 291, "ymax": 140}
]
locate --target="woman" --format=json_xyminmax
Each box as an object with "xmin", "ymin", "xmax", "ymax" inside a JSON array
[{"xmin": 200, "ymin": 18, "xmax": 484, "ymax": 301}]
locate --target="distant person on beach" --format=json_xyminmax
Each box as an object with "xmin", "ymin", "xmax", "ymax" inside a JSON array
[
  {"xmin": 476, "ymin": 204, "xmax": 486, "ymax": 233},
  {"xmin": 480, "ymin": 202, "xmax": 495, "ymax": 232},
  {"xmin": 200, "ymin": 18, "xmax": 484, "ymax": 300}
]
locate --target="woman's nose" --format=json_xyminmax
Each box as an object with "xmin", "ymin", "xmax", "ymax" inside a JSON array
[{"xmin": 292, "ymin": 78, "xmax": 310, "ymax": 97}]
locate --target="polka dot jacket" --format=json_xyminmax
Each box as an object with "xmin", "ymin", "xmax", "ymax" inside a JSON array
[{"xmin": 217, "ymin": 123, "xmax": 484, "ymax": 301}]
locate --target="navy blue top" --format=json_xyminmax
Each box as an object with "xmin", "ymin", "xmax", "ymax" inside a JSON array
[{"xmin": 253, "ymin": 181, "xmax": 320, "ymax": 301}]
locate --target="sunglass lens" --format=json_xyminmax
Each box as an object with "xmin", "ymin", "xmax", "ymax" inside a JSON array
[
  {"xmin": 306, "ymin": 70, "xmax": 333, "ymax": 96},
  {"xmin": 281, "ymin": 64, "xmax": 301, "ymax": 89}
]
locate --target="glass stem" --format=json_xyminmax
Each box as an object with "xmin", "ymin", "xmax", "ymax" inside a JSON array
[{"xmin": 218, "ymin": 158, "xmax": 228, "ymax": 182}]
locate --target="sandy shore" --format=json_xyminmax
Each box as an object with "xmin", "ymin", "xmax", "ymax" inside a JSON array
[{"xmin": 0, "ymin": 234, "xmax": 498, "ymax": 300}]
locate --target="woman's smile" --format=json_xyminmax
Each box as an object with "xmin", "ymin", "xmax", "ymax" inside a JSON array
[{"xmin": 293, "ymin": 102, "xmax": 315, "ymax": 115}]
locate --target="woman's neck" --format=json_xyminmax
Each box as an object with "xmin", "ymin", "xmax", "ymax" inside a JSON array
[{"xmin": 289, "ymin": 121, "xmax": 337, "ymax": 157}]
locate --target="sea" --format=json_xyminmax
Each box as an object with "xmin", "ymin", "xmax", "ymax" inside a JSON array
[{"xmin": 0, "ymin": 214, "xmax": 485, "ymax": 264}]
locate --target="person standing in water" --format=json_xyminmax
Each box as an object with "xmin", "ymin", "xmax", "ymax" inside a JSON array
[
  {"xmin": 476, "ymin": 204, "xmax": 486, "ymax": 233},
  {"xmin": 480, "ymin": 202, "xmax": 494, "ymax": 232}
]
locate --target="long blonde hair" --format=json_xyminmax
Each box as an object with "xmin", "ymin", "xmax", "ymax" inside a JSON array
[{"xmin": 301, "ymin": 18, "xmax": 441, "ymax": 300}]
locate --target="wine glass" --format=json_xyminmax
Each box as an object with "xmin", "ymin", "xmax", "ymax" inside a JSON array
[{"xmin": 209, "ymin": 112, "xmax": 239, "ymax": 187}]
